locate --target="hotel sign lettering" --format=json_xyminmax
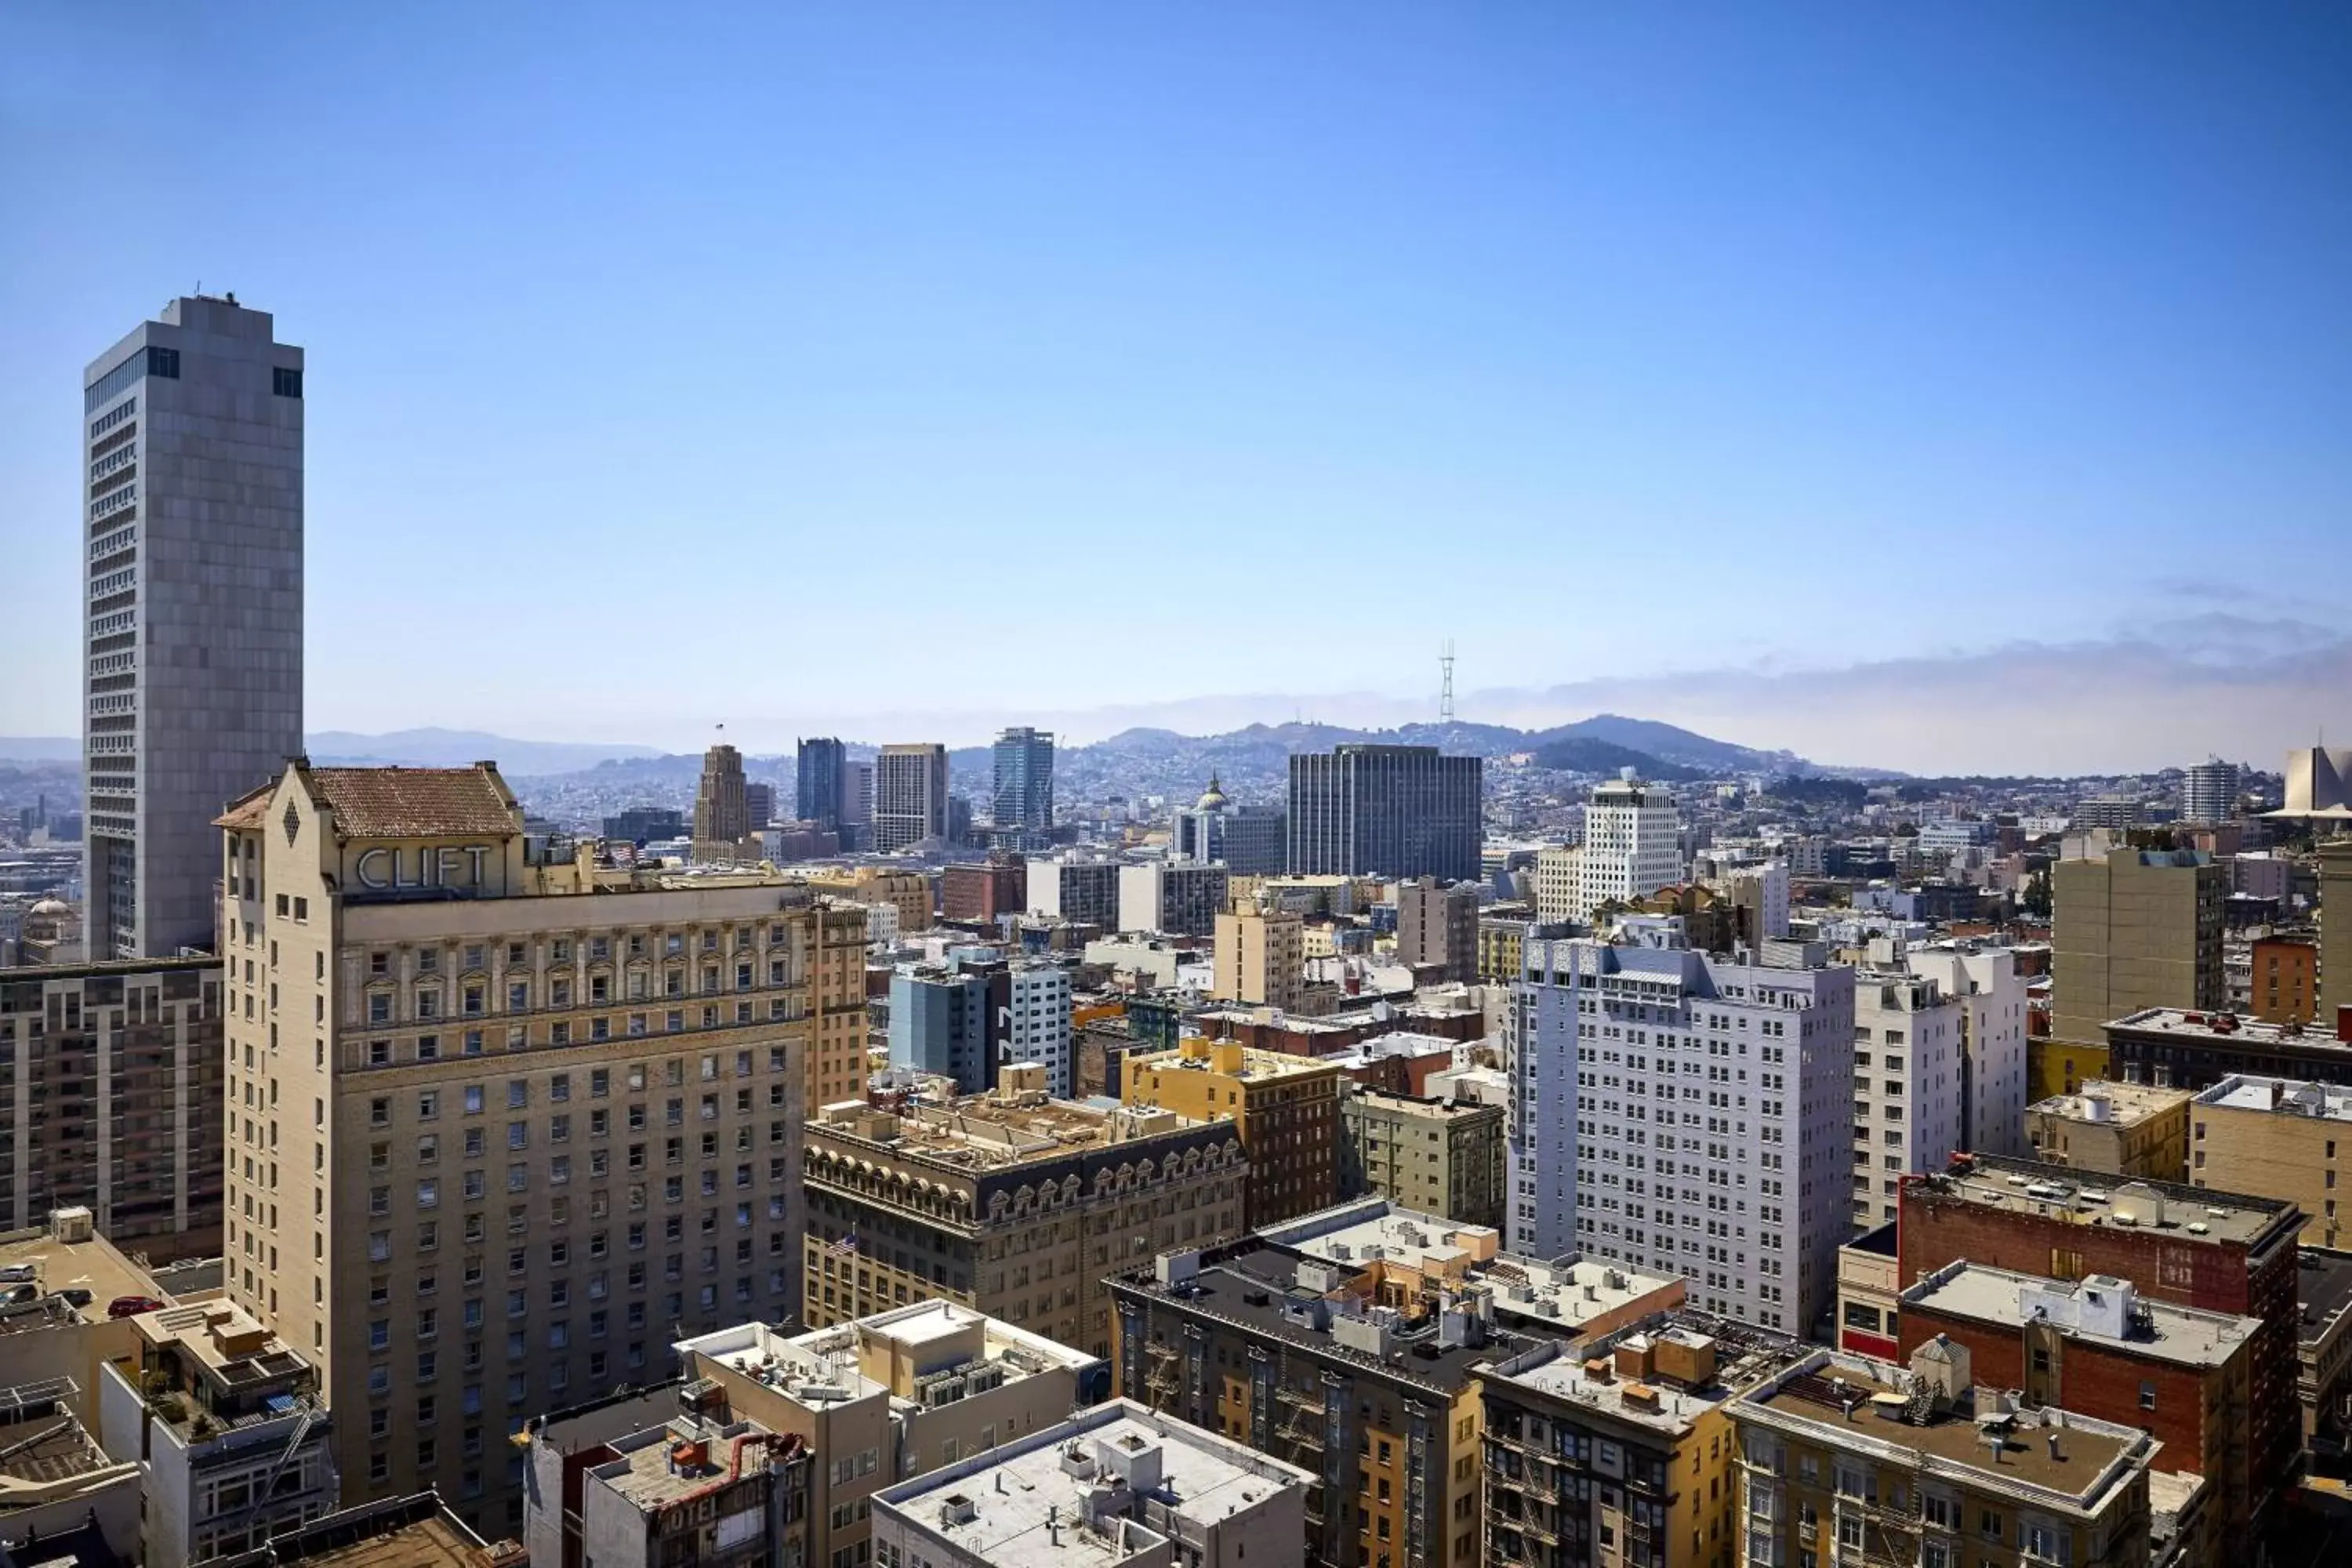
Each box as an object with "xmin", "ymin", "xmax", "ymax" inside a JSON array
[{"xmin": 353, "ymin": 844, "xmax": 493, "ymax": 891}]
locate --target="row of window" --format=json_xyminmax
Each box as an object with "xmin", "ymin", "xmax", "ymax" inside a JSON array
[{"xmin": 85, "ymin": 346, "xmax": 176, "ymax": 413}]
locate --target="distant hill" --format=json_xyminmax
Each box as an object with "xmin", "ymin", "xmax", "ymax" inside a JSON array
[
  {"xmin": 0, "ymin": 739, "xmax": 79, "ymax": 763},
  {"xmin": 305, "ymin": 729, "xmax": 663, "ymax": 775},
  {"xmin": 1526, "ymin": 714, "xmax": 1791, "ymax": 773},
  {"xmin": 1527, "ymin": 736, "xmax": 1708, "ymax": 782}
]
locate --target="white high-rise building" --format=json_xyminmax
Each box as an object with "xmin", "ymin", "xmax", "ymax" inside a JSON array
[
  {"xmin": 1508, "ymin": 934, "xmax": 1854, "ymax": 1334},
  {"xmin": 1903, "ymin": 941, "xmax": 2031, "ymax": 1158},
  {"xmin": 2183, "ymin": 759, "xmax": 2240, "ymax": 824},
  {"xmin": 1000, "ymin": 963, "xmax": 1073, "ymax": 1097},
  {"xmin": 84, "ymin": 295, "xmax": 304, "ymax": 958},
  {"xmin": 873, "ymin": 744, "xmax": 948, "ymax": 852},
  {"xmin": 1533, "ymin": 844, "xmax": 1583, "ymax": 924},
  {"xmin": 1575, "ymin": 774, "xmax": 1682, "ymax": 919},
  {"xmin": 1849, "ymin": 970, "xmax": 1963, "ymax": 1232}
]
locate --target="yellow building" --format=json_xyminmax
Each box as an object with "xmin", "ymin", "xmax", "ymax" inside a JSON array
[
  {"xmin": 212, "ymin": 760, "xmax": 866, "ymax": 1536},
  {"xmin": 801, "ymin": 865, "xmax": 934, "ymax": 938},
  {"xmin": 1212, "ymin": 909, "xmax": 1304, "ymax": 1010},
  {"xmin": 2040, "ymin": 845, "xmax": 2224, "ymax": 1099},
  {"xmin": 2024, "ymin": 1080, "xmax": 2191, "ymax": 1181},
  {"xmin": 2190, "ymin": 1075, "xmax": 2352, "ymax": 1247},
  {"xmin": 1124, "ymin": 1037, "xmax": 1342, "ymax": 1226}
]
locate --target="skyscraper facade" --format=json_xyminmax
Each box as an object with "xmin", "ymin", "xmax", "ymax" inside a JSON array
[
  {"xmin": 84, "ymin": 295, "xmax": 304, "ymax": 958},
  {"xmin": 1287, "ymin": 744, "xmax": 1480, "ymax": 883},
  {"xmin": 2181, "ymin": 759, "xmax": 2240, "ymax": 824},
  {"xmin": 873, "ymin": 744, "xmax": 949, "ymax": 853},
  {"xmin": 991, "ymin": 727, "xmax": 1054, "ymax": 842},
  {"xmin": 1576, "ymin": 774, "xmax": 1682, "ymax": 918},
  {"xmin": 796, "ymin": 737, "xmax": 847, "ymax": 828},
  {"xmin": 691, "ymin": 742, "xmax": 750, "ymax": 855},
  {"xmin": 2045, "ymin": 844, "xmax": 2224, "ymax": 1098}
]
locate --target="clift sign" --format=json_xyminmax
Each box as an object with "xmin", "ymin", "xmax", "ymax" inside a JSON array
[{"xmin": 353, "ymin": 844, "xmax": 494, "ymax": 894}]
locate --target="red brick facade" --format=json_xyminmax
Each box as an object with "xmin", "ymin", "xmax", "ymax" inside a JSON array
[{"xmin": 1898, "ymin": 1165, "xmax": 2298, "ymax": 1526}]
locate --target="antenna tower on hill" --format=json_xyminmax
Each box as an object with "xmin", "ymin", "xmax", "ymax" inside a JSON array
[{"xmin": 1439, "ymin": 641, "xmax": 1456, "ymax": 726}]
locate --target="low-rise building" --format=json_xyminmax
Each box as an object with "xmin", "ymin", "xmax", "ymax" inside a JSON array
[
  {"xmin": 2297, "ymin": 1247, "xmax": 2352, "ymax": 1468},
  {"xmin": 1898, "ymin": 1260, "xmax": 2258, "ymax": 1543},
  {"xmin": 1110, "ymin": 1200, "xmax": 1681, "ymax": 1568},
  {"xmin": 870, "ymin": 1399, "xmax": 1314, "ymax": 1568},
  {"xmin": 2249, "ymin": 935, "xmax": 2319, "ymax": 1025},
  {"xmin": 804, "ymin": 866, "xmax": 935, "ymax": 938},
  {"xmin": 2190, "ymin": 1073, "xmax": 2352, "ymax": 1247},
  {"xmin": 1730, "ymin": 1345, "xmax": 2161, "ymax": 1568},
  {"xmin": 1897, "ymin": 1152, "xmax": 2303, "ymax": 1529},
  {"xmin": 1475, "ymin": 1311, "xmax": 1810, "ymax": 1568},
  {"xmin": 1339, "ymin": 1086, "xmax": 1504, "ymax": 1229},
  {"xmin": 526, "ymin": 1301, "xmax": 1103, "ymax": 1568},
  {"xmin": 1396, "ymin": 878, "xmax": 1480, "ymax": 983},
  {"xmin": 97, "ymin": 1301, "xmax": 338, "ymax": 1566},
  {"xmin": 0, "ymin": 1374, "xmax": 143, "ymax": 1558},
  {"xmin": 1116, "ymin": 863, "xmax": 1229, "ymax": 938},
  {"xmin": 802, "ymin": 1076, "xmax": 1246, "ymax": 1358},
  {"xmin": 2104, "ymin": 1004, "xmax": 2352, "ymax": 1091},
  {"xmin": 1123, "ymin": 1038, "xmax": 1341, "ymax": 1227},
  {"xmin": 1835, "ymin": 1222, "xmax": 1902, "ymax": 1362},
  {"xmin": 2025, "ymin": 1080, "xmax": 2191, "ymax": 1180}
]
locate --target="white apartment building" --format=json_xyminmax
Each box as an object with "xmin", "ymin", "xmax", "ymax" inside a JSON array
[
  {"xmin": 1001, "ymin": 963, "xmax": 1073, "ymax": 1098},
  {"xmin": 1849, "ymin": 971, "xmax": 1962, "ymax": 1232},
  {"xmin": 1901, "ymin": 940, "xmax": 2030, "ymax": 1158},
  {"xmin": 1116, "ymin": 862, "xmax": 1228, "ymax": 938},
  {"xmin": 871, "ymin": 1399, "xmax": 1311, "ymax": 1568},
  {"xmin": 1576, "ymin": 775, "xmax": 1682, "ymax": 919},
  {"xmin": 1508, "ymin": 935, "xmax": 1854, "ymax": 1335}
]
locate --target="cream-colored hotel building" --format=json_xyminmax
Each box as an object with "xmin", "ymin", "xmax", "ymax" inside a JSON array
[{"xmin": 213, "ymin": 760, "xmax": 866, "ymax": 1537}]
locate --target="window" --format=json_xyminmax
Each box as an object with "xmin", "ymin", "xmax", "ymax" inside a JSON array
[
  {"xmin": 273, "ymin": 366, "xmax": 303, "ymax": 397},
  {"xmin": 2139, "ymin": 1381, "xmax": 2156, "ymax": 1411}
]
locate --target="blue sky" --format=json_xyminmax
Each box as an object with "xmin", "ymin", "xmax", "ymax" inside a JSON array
[{"xmin": 4, "ymin": 3, "xmax": 2348, "ymax": 768}]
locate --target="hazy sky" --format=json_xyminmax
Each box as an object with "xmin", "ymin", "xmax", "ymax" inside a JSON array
[{"xmin": 5, "ymin": 4, "xmax": 2348, "ymax": 769}]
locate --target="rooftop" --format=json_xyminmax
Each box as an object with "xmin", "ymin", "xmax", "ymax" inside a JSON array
[
  {"xmin": 1914, "ymin": 1153, "xmax": 2299, "ymax": 1249},
  {"xmin": 808, "ymin": 1091, "xmax": 1221, "ymax": 1173},
  {"xmin": 876, "ymin": 1400, "xmax": 1310, "ymax": 1567},
  {"xmin": 1115, "ymin": 1243, "xmax": 1556, "ymax": 1395},
  {"xmin": 2028, "ymin": 1080, "xmax": 2193, "ymax": 1127},
  {"xmin": 220, "ymin": 762, "xmax": 522, "ymax": 839},
  {"xmin": 1485, "ymin": 1311, "xmax": 1809, "ymax": 1436},
  {"xmin": 2299, "ymin": 1248, "xmax": 2352, "ymax": 1348},
  {"xmin": 1131, "ymin": 1040, "xmax": 1338, "ymax": 1084},
  {"xmin": 679, "ymin": 1301, "xmax": 1101, "ymax": 1414},
  {"xmin": 1902, "ymin": 1262, "xmax": 2256, "ymax": 1368},
  {"xmin": 2194, "ymin": 1074, "xmax": 2352, "ymax": 1122},
  {"xmin": 2107, "ymin": 1007, "xmax": 2347, "ymax": 1053},
  {"xmin": 0, "ymin": 1378, "xmax": 120, "ymax": 1490},
  {"xmin": 593, "ymin": 1416, "xmax": 806, "ymax": 1512},
  {"xmin": 0, "ymin": 1221, "xmax": 169, "ymax": 1332},
  {"xmin": 1339, "ymin": 1086, "xmax": 1500, "ymax": 1121},
  {"xmin": 206, "ymin": 1493, "xmax": 499, "ymax": 1567},
  {"xmin": 1739, "ymin": 1353, "xmax": 2151, "ymax": 1506}
]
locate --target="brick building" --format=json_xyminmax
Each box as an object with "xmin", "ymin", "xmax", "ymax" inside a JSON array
[
  {"xmin": 939, "ymin": 858, "xmax": 1026, "ymax": 927},
  {"xmin": 1898, "ymin": 1152, "xmax": 2301, "ymax": 1529},
  {"xmin": 1898, "ymin": 1259, "xmax": 2256, "ymax": 1547}
]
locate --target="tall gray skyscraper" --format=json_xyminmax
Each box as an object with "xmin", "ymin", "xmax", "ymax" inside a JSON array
[
  {"xmin": 991, "ymin": 726, "xmax": 1054, "ymax": 841},
  {"xmin": 873, "ymin": 743, "xmax": 949, "ymax": 852},
  {"xmin": 84, "ymin": 296, "xmax": 303, "ymax": 959},
  {"xmin": 1288, "ymin": 743, "xmax": 1481, "ymax": 883}
]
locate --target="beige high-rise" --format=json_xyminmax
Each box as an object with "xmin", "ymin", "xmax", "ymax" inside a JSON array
[
  {"xmin": 690, "ymin": 741, "xmax": 750, "ymax": 858},
  {"xmin": 212, "ymin": 760, "xmax": 865, "ymax": 1540},
  {"xmin": 1211, "ymin": 909, "xmax": 1302, "ymax": 1009},
  {"xmin": 2044, "ymin": 845, "xmax": 2223, "ymax": 1099}
]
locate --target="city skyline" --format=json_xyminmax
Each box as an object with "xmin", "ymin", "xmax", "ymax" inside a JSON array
[{"xmin": 6, "ymin": 6, "xmax": 2350, "ymax": 771}]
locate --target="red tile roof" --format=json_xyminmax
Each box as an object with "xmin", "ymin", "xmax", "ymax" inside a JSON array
[{"xmin": 302, "ymin": 765, "xmax": 518, "ymax": 838}]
